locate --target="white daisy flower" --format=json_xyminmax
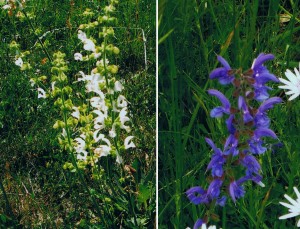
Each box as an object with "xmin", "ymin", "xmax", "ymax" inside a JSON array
[
  {"xmin": 279, "ymin": 186, "xmax": 300, "ymax": 227},
  {"xmin": 279, "ymin": 64, "xmax": 300, "ymax": 100}
]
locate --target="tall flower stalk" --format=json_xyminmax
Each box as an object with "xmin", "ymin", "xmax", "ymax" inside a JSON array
[{"xmin": 187, "ymin": 54, "xmax": 282, "ymax": 228}]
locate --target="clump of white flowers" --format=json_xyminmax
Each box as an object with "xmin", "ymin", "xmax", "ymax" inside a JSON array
[{"xmin": 13, "ymin": 0, "xmax": 136, "ymax": 177}]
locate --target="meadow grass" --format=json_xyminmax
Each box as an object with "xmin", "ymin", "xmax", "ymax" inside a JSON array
[
  {"xmin": 159, "ymin": 0, "xmax": 300, "ymax": 228},
  {"xmin": 0, "ymin": 0, "xmax": 155, "ymax": 227}
]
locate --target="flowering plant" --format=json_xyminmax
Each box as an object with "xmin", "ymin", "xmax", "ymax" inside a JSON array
[{"xmin": 187, "ymin": 54, "xmax": 282, "ymax": 228}]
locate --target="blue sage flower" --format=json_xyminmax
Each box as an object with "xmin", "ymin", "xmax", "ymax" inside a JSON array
[
  {"xmin": 238, "ymin": 96, "xmax": 253, "ymax": 123},
  {"xmin": 206, "ymin": 138, "xmax": 226, "ymax": 177},
  {"xmin": 207, "ymin": 179, "xmax": 223, "ymax": 199},
  {"xmin": 248, "ymin": 128, "xmax": 277, "ymax": 154},
  {"xmin": 186, "ymin": 186, "xmax": 209, "ymax": 205},
  {"xmin": 223, "ymin": 134, "xmax": 239, "ymax": 156},
  {"xmin": 255, "ymin": 97, "xmax": 282, "ymax": 128},
  {"xmin": 229, "ymin": 178, "xmax": 246, "ymax": 202},
  {"xmin": 208, "ymin": 89, "xmax": 231, "ymax": 117},
  {"xmin": 251, "ymin": 53, "xmax": 280, "ymax": 101},
  {"xmin": 210, "ymin": 55, "xmax": 234, "ymax": 85}
]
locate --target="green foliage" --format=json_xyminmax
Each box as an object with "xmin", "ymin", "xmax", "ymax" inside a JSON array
[{"xmin": 159, "ymin": 0, "xmax": 300, "ymax": 228}]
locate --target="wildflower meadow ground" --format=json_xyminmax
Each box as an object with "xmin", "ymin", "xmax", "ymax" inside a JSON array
[
  {"xmin": 0, "ymin": 0, "xmax": 155, "ymax": 228},
  {"xmin": 159, "ymin": 0, "xmax": 300, "ymax": 228}
]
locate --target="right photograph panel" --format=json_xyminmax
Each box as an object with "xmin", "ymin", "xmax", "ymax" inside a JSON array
[{"xmin": 158, "ymin": 1, "xmax": 300, "ymax": 228}]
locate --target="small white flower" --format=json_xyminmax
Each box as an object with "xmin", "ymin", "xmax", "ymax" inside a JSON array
[
  {"xmin": 93, "ymin": 110, "xmax": 106, "ymax": 130},
  {"xmin": 74, "ymin": 138, "xmax": 88, "ymax": 161},
  {"xmin": 29, "ymin": 78, "xmax": 35, "ymax": 87},
  {"xmin": 83, "ymin": 39, "xmax": 96, "ymax": 52},
  {"xmin": 94, "ymin": 145, "xmax": 111, "ymax": 158},
  {"xmin": 117, "ymin": 95, "xmax": 128, "ymax": 108},
  {"xmin": 116, "ymin": 154, "xmax": 123, "ymax": 164},
  {"xmin": 15, "ymin": 57, "xmax": 23, "ymax": 67},
  {"xmin": 93, "ymin": 130, "xmax": 110, "ymax": 144},
  {"xmin": 71, "ymin": 106, "xmax": 80, "ymax": 119},
  {"xmin": 120, "ymin": 107, "xmax": 131, "ymax": 132},
  {"xmin": 124, "ymin": 136, "xmax": 135, "ymax": 149},
  {"xmin": 109, "ymin": 123, "xmax": 116, "ymax": 138},
  {"xmin": 74, "ymin": 53, "xmax": 83, "ymax": 61},
  {"xmin": 51, "ymin": 81, "xmax": 56, "ymax": 91},
  {"xmin": 279, "ymin": 187, "xmax": 300, "ymax": 227},
  {"xmin": 78, "ymin": 30, "xmax": 87, "ymax": 41},
  {"xmin": 202, "ymin": 224, "xmax": 217, "ymax": 229},
  {"xmin": 3, "ymin": 4, "xmax": 10, "ymax": 9},
  {"xmin": 114, "ymin": 81, "xmax": 124, "ymax": 92},
  {"xmin": 37, "ymin": 88, "xmax": 46, "ymax": 99},
  {"xmin": 279, "ymin": 64, "xmax": 300, "ymax": 100}
]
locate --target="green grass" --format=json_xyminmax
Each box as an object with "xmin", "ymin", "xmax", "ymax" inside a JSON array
[
  {"xmin": 159, "ymin": 0, "xmax": 300, "ymax": 228},
  {"xmin": 0, "ymin": 0, "xmax": 155, "ymax": 228}
]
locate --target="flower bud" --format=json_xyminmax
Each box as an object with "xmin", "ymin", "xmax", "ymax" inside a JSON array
[{"xmin": 113, "ymin": 47, "xmax": 120, "ymax": 55}]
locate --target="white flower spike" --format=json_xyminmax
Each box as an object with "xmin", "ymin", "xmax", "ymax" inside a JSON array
[
  {"xmin": 279, "ymin": 63, "xmax": 300, "ymax": 100},
  {"xmin": 279, "ymin": 186, "xmax": 300, "ymax": 227}
]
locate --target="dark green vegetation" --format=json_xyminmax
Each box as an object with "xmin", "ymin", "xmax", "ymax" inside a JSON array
[
  {"xmin": 0, "ymin": 0, "xmax": 155, "ymax": 228},
  {"xmin": 159, "ymin": 0, "xmax": 300, "ymax": 228}
]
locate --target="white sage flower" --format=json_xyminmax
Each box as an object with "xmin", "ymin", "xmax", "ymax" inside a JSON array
[
  {"xmin": 74, "ymin": 53, "xmax": 83, "ymax": 61},
  {"xmin": 37, "ymin": 88, "xmax": 46, "ymax": 99},
  {"xmin": 124, "ymin": 136, "xmax": 135, "ymax": 149}
]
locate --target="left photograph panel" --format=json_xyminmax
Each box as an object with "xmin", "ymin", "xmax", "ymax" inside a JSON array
[{"xmin": 0, "ymin": 0, "xmax": 156, "ymax": 227}]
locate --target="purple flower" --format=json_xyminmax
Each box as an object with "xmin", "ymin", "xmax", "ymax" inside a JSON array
[
  {"xmin": 186, "ymin": 186, "xmax": 209, "ymax": 205},
  {"xmin": 248, "ymin": 128, "xmax": 277, "ymax": 154},
  {"xmin": 206, "ymin": 138, "xmax": 226, "ymax": 177},
  {"xmin": 229, "ymin": 178, "xmax": 246, "ymax": 202},
  {"xmin": 224, "ymin": 134, "xmax": 239, "ymax": 156},
  {"xmin": 255, "ymin": 97, "xmax": 282, "ymax": 128},
  {"xmin": 207, "ymin": 179, "xmax": 223, "ymax": 199},
  {"xmin": 217, "ymin": 195, "xmax": 227, "ymax": 206},
  {"xmin": 210, "ymin": 56, "xmax": 234, "ymax": 84},
  {"xmin": 238, "ymin": 96, "xmax": 253, "ymax": 123},
  {"xmin": 240, "ymin": 154, "xmax": 261, "ymax": 175},
  {"xmin": 193, "ymin": 219, "xmax": 204, "ymax": 229},
  {"xmin": 208, "ymin": 89, "xmax": 231, "ymax": 117},
  {"xmin": 226, "ymin": 114, "xmax": 236, "ymax": 134},
  {"xmin": 251, "ymin": 53, "xmax": 279, "ymax": 101}
]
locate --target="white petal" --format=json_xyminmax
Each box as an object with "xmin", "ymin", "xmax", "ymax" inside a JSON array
[
  {"xmin": 3, "ymin": 5, "xmax": 11, "ymax": 9},
  {"xmin": 279, "ymin": 202, "xmax": 300, "ymax": 212},
  {"xmin": 294, "ymin": 187, "xmax": 300, "ymax": 201},
  {"xmin": 37, "ymin": 88, "xmax": 46, "ymax": 98},
  {"xmin": 114, "ymin": 81, "xmax": 124, "ymax": 92},
  {"xmin": 279, "ymin": 211, "xmax": 300, "ymax": 220},
  {"xmin": 71, "ymin": 107, "xmax": 80, "ymax": 119},
  {"xmin": 288, "ymin": 92, "xmax": 300, "ymax": 101},
  {"xmin": 15, "ymin": 57, "xmax": 23, "ymax": 67},
  {"xmin": 297, "ymin": 218, "xmax": 300, "ymax": 227},
  {"xmin": 83, "ymin": 39, "xmax": 96, "ymax": 52},
  {"xmin": 124, "ymin": 136, "xmax": 136, "ymax": 149},
  {"xmin": 116, "ymin": 154, "xmax": 123, "ymax": 164},
  {"xmin": 78, "ymin": 30, "xmax": 87, "ymax": 41},
  {"xmin": 285, "ymin": 70, "xmax": 298, "ymax": 84},
  {"xmin": 284, "ymin": 194, "xmax": 299, "ymax": 206},
  {"xmin": 74, "ymin": 53, "xmax": 83, "ymax": 61}
]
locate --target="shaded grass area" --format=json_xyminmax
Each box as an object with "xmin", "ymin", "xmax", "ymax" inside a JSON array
[
  {"xmin": 159, "ymin": 0, "xmax": 300, "ymax": 228},
  {"xmin": 0, "ymin": 0, "xmax": 155, "ymax": 228}
]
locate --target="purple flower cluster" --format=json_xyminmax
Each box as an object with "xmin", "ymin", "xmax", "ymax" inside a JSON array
[{"xmin": 187, "ymin": 54, "xmax": 282, "ymax": 228}]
